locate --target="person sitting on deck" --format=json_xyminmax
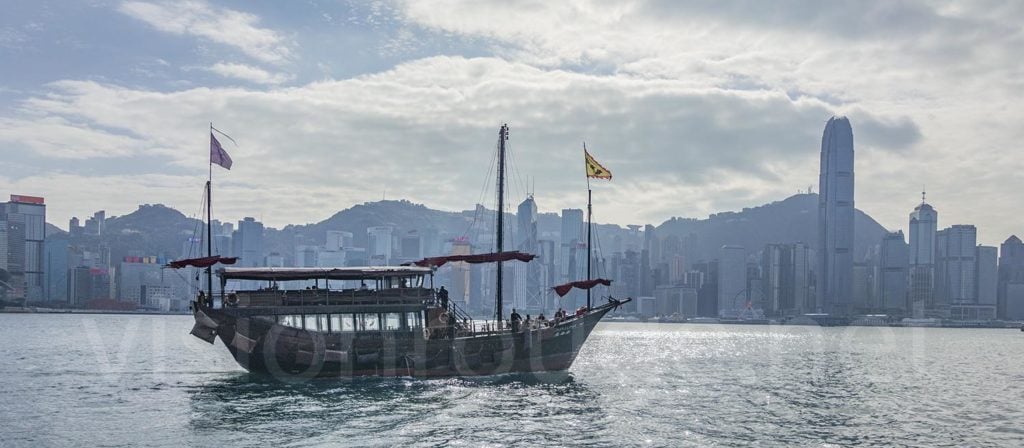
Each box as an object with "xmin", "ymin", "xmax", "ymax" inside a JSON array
[
  {"xmin": 524, "ymin": 315, "xmax": 532, "ymax": 331},
  {"xmin": 537, "ymin": 314, "xmax": 548, "ymax": 327},
  {"xmin": 510, "ymin": 309, "xmax": 522, "ymax": 332},
  {"xmin": 576, "ymin": 306, "xmax": 586, "ymax": 317},
  {"xmin": 359, "ymin": 282, "xmax": 369, "ymax": 291}
]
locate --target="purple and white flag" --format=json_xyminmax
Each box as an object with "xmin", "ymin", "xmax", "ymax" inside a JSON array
[{"xmin": 210, "ymin": 133, "xmax": 232, "ymax": 170}]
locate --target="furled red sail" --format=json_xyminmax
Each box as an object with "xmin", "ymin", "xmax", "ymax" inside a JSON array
[
  {"xmin": 407, "ymin": 251, "xmax": 536, "ymax": 268},
  {"xmin": 167, "ymin": 255, "xmax": 238, "ymax": 269},
  {"xmin": 553, "ymin": 278, "xmax": 612, "ymax": 297}
]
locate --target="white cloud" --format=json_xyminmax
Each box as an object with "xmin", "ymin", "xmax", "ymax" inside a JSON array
[
  {"xmin": 117, "ymin": 0, "xmax": 293, "ymax": 64},
  {"xmin": 0, "ymin": 116, "xmax": 143, "ymax": 159},
  {"xmin": 206, "ymin": 62, "xmax": 292, "ymax": 85},
  {"xmin": 3, "ymin": 56, "xmax": 924, "ymax": 234}
]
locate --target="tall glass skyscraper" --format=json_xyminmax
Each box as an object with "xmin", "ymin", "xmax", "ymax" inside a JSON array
[{"xmin": 817, "ymin": 117, "xmax": 855, "ymax": 316}]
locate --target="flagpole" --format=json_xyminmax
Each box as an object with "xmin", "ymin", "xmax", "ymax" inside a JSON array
[
  {"xmin": 585, "ymin": 142, "xmax": 592, "ymax": 311},
  {"xmin": 206, "ymin": 122, "xmax": 214, "ymax": 305}
]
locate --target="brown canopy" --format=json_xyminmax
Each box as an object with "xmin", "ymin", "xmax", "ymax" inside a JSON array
[
  {"xmin": 406, "ymin": 251, "xmax": 536, "ymax": 268},
  {"xmin": 553, "ymin": 278, "xmax": 612, "ymax": 297},
  {"xmin": 167, "ymin": 255, "xmax": 238, "ymax": 269}
]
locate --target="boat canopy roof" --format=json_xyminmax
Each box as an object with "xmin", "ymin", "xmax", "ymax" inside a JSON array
[{"xmin": 217, "ymin": 266, "xmax": 433, "ymax": 281}]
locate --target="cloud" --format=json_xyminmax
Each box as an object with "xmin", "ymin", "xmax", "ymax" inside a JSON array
[
  {"xmin": 3, "ymin": 56, "xmax": 920, "ymax": 230},
  {"xmin": 117, "ymin": 0, "xmax": 293, "ymax": 64},
  {"xmin": 206, "ymin": 62, "xmax": 292, "ymax": 85},
  {"xmin": 0, "ymin": 116, "xmax": 144, "ymax": 159}
]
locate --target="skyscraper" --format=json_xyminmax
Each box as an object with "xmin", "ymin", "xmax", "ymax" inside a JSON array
[
  {"xmin": 878, "ymin": 231, "xmax": 909, "ymax": 314},
  {"xmin": 366, "ymin": 226, "xmax": 393, "ymax": 265},
  {"xmin": 761, "ymin": 242, "xmax": 811, "ymax": 317},
  {"xmin": 514, "ymin": 196, "xmax": 543, "ymax": 311},
  {"xmin": 559, "ymin": 208, "xmax": 584, "ymax": 305},
  {"xmin": 718, "ymin": 245, "xmax": 746, "ymax": 317},
  {"xmin": 908, "ymin": 198, "xmax": 938, "ymax": 316},
  {"xmin": 935, "ymin": 225, "xmax": 979, "ymax": 319},
  {"xmin": 998, "ymin": 235, "xmax": 1024, "ymax": 319},
  {"xmin": 817, "ymin": 117, "xmax": 855, "ymax": 316},
  {"xmin": 0, "ymin": 195, "xmax": 46, "ymax": 300},
  {"xmin": 232, "ymin": 217, "xmax": 264, "ymax": 268}
]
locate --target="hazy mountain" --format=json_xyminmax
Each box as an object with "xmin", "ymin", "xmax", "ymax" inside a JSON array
[
  {"xmin": 45, "ymin": 194, "xmax": 893, "ymax": 266},
  {"xmin": 656, "ymin": 193, "xmax": 890, "ymax": 262}
]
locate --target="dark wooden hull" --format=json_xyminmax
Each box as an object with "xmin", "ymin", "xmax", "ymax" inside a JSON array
[{"xmin": 194, "ymin": 304, "xmax": 616, "ymax": 378}]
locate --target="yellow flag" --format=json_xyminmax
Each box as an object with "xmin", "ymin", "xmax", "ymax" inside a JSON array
[{"xmin": 585, "ymin": 150, "xmax": 612, "ymax": 180}]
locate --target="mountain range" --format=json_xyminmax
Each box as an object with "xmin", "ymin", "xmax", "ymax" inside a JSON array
[{"xmin": 46, "ymin": 193, "xmax": 892, "ymax": 265}]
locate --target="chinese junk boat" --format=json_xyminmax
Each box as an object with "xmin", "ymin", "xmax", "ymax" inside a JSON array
[{"xmin": 186, "ymin": 124, "xmax": 628, "ymax": 377}]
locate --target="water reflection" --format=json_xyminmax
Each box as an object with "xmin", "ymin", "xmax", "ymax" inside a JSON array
[{"xmin": 186, "ymin": 372, "xmax": 607, "ymax": 446}]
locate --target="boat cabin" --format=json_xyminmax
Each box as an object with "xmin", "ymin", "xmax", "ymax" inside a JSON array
[{"xmin": 212, "ymin": 265, "xmax": 473, "ymax": 338}]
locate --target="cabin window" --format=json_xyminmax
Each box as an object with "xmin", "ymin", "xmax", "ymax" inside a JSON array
[
  {"xmin": 341, "ymin": 314, "xmax": 356, "ymax": 332},
  {"xmin": 282, "ymin": 315, "xmax": 302, "ymax": 328},
  {"xmin": 304, "ymin": 315, "xmax": 319, "ymax": 331},
  {"xmin": 405, "ymin": 312, "xmax": 422, "ymax": 329},
  {"xmin": 359, "ymin": 313, "xmax": 379, "ymax": 331},
  {"xmin": 329, "ymin": 314, "xmax": 342, "ymax": 333},
  {"xmin": 318, "ymin": 314, "xmax": 330, "ymax": 333},
  {"xmin": 383, "ymin": 313, "xmax": 401, "ymax": 331}
]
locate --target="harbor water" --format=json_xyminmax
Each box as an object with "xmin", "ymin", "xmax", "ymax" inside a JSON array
[{"xmin": 2, "ymin": 314, "xmax": 1022, "ymax": 447}]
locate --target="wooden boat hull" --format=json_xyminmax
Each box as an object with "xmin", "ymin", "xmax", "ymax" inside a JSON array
[{"xmin": 194, "ymin": 303, "xmax": 616, "ymax": 378}]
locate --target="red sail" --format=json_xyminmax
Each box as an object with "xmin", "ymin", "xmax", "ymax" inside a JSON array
[
  {"xmin": 167, "ymin": 255, "xmax": 238, "ymax": 269},
  {"xmin": 407, "ymin": 251, "xmax": 536, "ymax": 268},
  {"xmin": 553, "ymin": 278, "xmax": 612, "ymax": 297}
]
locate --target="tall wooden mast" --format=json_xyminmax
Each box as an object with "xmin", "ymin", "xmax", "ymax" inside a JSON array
[
  {"xmin": 495, "ymin": 124, "xmax": 508, "ymax": 322},
  {"xmin": 206, "ymin": 123, "xmax": 214, "ymax": 301}
]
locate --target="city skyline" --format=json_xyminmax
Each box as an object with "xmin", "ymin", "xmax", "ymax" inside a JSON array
[{"xmin": 1, "ymin": 1, "xmax": 1023, "ymax": 246}]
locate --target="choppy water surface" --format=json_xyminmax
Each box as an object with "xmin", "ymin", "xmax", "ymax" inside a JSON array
[{"xmin": 2, "ymin": 314, "xmax": 1022, "ymax": 447}]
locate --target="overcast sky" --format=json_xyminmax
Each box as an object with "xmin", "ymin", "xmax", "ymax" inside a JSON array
[{"xmin": 1, "ymin": 0, "xmax": 1022, "ymax": 245}]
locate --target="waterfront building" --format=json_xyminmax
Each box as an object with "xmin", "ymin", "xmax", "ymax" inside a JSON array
[
  {"xmin": 44, "ymin": 235, "xmax": 70, "ymax": 302},
  {"xmin": 761, "ymin": 243, "xmax": 812, "ymax": 316},
  {"xmin": 817, "ymin": 117, "xmax": 855, "ymax": 316},
  {"xmin": 908, "ymin": 197, "xmax": 938, "ymax": 316},
  {"xmin": 997, "ymin": 236, "xmax": 1024, "ymax": 319},
  {"xmin": 0, "ymin": 195, "xmax": 46, "ymax": 300},
  {"xmin": 718, "ymin": 245, "xmax": 747, "ymax": 317},
  {"xmin": 117, "ymin": 256, "xmax": 163, "ymax": 305},
  {"xmin": 935, "ymin": 225, "xmax": 992, "ymax": 319},
  {"xmin": 976, "ymin": 245, "xmax": 998, "ymax": 316},
  {"xmin": 878, "ymin": 231, "xmax": 909, "ymax": 315}
]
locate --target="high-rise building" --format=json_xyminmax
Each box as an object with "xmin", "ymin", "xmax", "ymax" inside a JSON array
[
  {"xmin": 817, "ymin": 117, "xmax": 855, "ymax": 316},
  {"xmin": 559, "ymin": 208, "xmax": 584, "ymax": 306},
  {"xmin": 998, "ymin": 236, "xmax": 1024, "ymax": 319},
  {"xmin": 514, "ymin": 196, "xmax": 543, "ymax": 312},
  {"xmin": 44, "ymin": 235, "xmax": 70, "ymax": 302},
  {"xmin": 718, "ymin": 245, "xmax": 746, "ymax": 317},
  {"xmin": 232, "ymin": 217, "xmax": 264, "ymax": 268},
  {"xmin": 367, "ymin": 226, "xmax": 394, "ymax": 265},
  {"xmin": 976, "ymin": 245, "xmax": 998, "ymax": 313},
  {"xmin": 326, "ymin": 231, "xmax": 354, "ymax": 251},
  {"xmin": 877, "ymin": 231, "xmax": 909, "ymax": 314},
  {"xmin": 908, "ymin": 198, "xmax": 938, "ymax": 316},
  {"xmin": 761, "ymin": 243, "xmax": 811, "ymax": 317},
  {"xmin": 935, "ymin": 225, "xmax": 986, "ymax": 319},
  {"xmin": 84, "ymin": 210, "xmax": 105, "ymax": 236},
  {"xmin": 0, "ymin": 195, "xmax": 46, "ymax": 300}
]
